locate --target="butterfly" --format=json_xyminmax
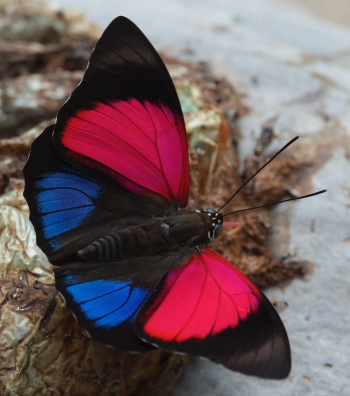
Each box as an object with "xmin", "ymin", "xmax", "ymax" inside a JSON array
[{"xmin": 23, "ymin": 16, "xmax": 291, "ymax": 379}]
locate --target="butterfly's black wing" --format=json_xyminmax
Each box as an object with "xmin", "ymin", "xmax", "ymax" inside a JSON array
[{"xmin": 24, "ymin": 17, "xmax": 292, "ymax": 378}]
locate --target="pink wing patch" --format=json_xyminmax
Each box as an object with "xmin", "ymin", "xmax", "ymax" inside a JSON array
[
  {"xmin": 140, "ymin": 248, "xmax": 262, "ymax": 342},
  {"xmin": 58, "ymin": 99, "xmax": 189, "ymax": 206}
]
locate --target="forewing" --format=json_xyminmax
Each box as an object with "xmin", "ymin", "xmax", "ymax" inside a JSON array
[
  {"xmin": 54, "ymin": 252, "xmax": 191, "ymax": 352},
  {"xmin": 53, "ymin": 16, "xmax": 189, "ymax": 206},
  {"xmin": 23, "ymin": 126, "xmax": 173, "ymax": 263},
  {"xmin": 135, "ymin": 248, "xmax": 291, "ymax": 379}
]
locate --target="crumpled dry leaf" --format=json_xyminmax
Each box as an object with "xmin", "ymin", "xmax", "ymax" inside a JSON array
[
  {"xmin": 0, "ymin": 204, "xmax": 55, "ymax": 395},
  {"xmin": 0, "ymin": 204, "xmax": 53, "ymax": 282}
]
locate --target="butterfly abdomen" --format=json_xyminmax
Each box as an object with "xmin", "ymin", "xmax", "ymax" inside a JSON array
[{"xmin": 77, "ymin": 211, "xmax": 212, "ymax": 261}]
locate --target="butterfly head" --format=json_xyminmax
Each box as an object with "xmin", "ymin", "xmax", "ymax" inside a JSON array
[{"xmin": 201, "ymin": 209, "xmax": 224, "ymax": 239}]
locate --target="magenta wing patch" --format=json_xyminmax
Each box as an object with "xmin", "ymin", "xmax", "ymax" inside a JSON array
[
  {"xmin": 138, "ymin": 248, "xmax": 261, "ymax": 341},
  {"xmin": 135, "ymin": 247, "xmax": 291, "ymax": 378},
  {"xmin": 59, "ymin": 100, "xmax": 189, "ymax": 205}
]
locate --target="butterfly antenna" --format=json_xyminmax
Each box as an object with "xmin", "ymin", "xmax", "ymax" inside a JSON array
[
  {"xmin": 216, "ymin": 136, "xmax": 301, "ymax": 213},
  {"xmin": 222, "ymin": 189, "xmax": 327, "ymax": 217}
]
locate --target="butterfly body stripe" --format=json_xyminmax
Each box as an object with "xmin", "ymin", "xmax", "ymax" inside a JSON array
[{"xmin": 78, "ymin": 212, "xmax": 212, "ymax": 261}]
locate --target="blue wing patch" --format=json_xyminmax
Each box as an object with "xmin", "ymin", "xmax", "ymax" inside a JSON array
[
  {"xmin": 35, "ymin": 171, "xmax": 104, "ymax": 242},
  {"xmin": 63, "ymin": 277, "xmax": 148, "ymax": 329},
  {"xmin": 23, "ymin": 125, "xmax": 108, "ymax": 259},
  {"xmin": 55, "ymin": 267, "xmax": 155, "ymax": 352}
]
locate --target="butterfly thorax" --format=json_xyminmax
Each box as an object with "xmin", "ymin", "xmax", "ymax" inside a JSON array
[{"xmin": 77, "ymin": 209, "xmax": 223, "ymax": 261}]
